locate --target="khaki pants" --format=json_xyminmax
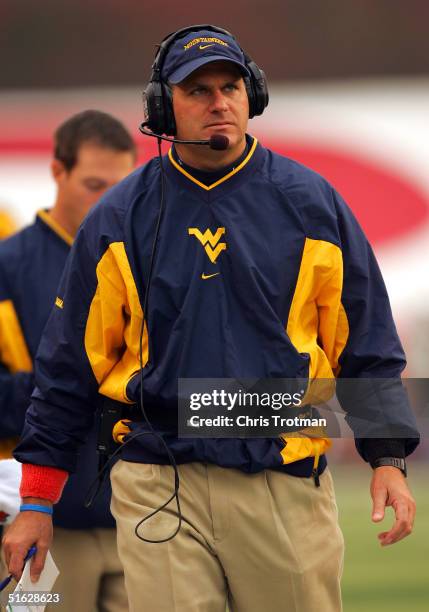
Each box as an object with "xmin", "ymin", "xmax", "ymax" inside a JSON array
[
  {"xmin": 111, "ymin": 460, "xmax": 344, "ymax": 612},
  {"xmin": 47, "ymin": 527, "xmax": 127, "ymax": 612}
]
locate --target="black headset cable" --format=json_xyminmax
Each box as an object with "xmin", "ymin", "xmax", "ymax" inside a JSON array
[{"xmin": 85, "ymin": 138, "xmax": 182, "ymax": 543}]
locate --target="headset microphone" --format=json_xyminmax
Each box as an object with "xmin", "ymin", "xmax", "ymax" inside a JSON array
[
  {"xmin": 206, "ymin": 134, "xmax": 230, "ymax": 150},
  {"xmin": 139, "ymin": 124, "xmax": 229, "ymax": 151}
]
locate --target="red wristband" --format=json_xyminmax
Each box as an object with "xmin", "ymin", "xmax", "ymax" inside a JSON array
[{"xmin": 20, "ymin": 464, "xmax": 69, "ymax": 504}]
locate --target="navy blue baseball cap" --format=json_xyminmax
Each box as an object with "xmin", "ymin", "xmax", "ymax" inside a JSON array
[{"xmin": 162, "ymin": 29, "xmax": 250, "ymax": 84}]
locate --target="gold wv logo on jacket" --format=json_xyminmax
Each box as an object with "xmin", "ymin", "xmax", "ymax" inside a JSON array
[{"xmin": 188, "ymin": 228, "xmax": 226, "ymax": 263}]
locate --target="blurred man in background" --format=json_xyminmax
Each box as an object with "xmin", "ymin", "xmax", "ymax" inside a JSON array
[{"xmin": 0, "ymin": 109, "xmax": 136, "ymax": 610}]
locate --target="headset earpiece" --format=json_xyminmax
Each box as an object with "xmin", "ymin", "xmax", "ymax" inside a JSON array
[
  {"xmin": 143, "ymin": 80, "xmax": 176, "ymax": 136},
  {"xmin": 244, "ymin": 58, "xmax": 269, "ymax": 118},
  {"xmin": 142, "ymin": 81, "xmax": 163, "ymax": 134}
]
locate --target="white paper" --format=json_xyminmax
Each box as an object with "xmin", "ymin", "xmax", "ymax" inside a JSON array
[
  {"xmin": 0, "ymin": 459, "xmax": 21, "ymax": 525},
  {"xmin": 7, "ymin": 551, "xmax": 59, "ymax": 612}
]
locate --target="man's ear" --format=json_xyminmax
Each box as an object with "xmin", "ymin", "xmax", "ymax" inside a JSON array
[{"xmin": 50, "ymin": 158, "xmax": 67, "ymax": 183}]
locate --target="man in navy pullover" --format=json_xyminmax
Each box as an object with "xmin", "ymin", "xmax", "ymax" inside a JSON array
[{"xmin": 3, "ymin": 27, "xmax": 419, "ymax": 612}]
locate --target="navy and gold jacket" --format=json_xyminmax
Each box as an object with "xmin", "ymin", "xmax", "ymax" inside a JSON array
[
  {"xmin": 0, "ymin": 212, "xmax": 115, "ymax": 528},
  {"xmin": 14, "ymin": 137, "xmax": 419, "ymax": 478}
]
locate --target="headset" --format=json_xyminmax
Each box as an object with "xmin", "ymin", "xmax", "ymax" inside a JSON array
[{"xmin": 142, "ymin": 24, "xmax": 269, "ymax": 136}]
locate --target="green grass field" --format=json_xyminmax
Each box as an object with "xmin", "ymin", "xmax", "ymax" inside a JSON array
[{"xmin": 330, "ymin": 461, "xmax": 429, "ymax": 612}]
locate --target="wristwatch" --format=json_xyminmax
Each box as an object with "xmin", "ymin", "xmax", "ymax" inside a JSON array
[{"xmin": 370, "ymin": 457, "xmax": 407, "ymax": 477}]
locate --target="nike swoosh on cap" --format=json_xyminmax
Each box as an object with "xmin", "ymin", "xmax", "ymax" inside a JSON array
[{"xmin": 199, "ymin": 44, "xmax": 215, "ymax": 50}]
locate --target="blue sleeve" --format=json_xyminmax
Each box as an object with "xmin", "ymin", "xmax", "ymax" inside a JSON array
[
  {"xmin": 332, "ymin": 190, "xmax": 419, "ymax": 459},
  {"xmin": 0, "ymin": 365, "xmax": 34, "ymax": 438},
  {"xmin": 13, "ymin": 227, "xmax": 101, "ymax": 472}
]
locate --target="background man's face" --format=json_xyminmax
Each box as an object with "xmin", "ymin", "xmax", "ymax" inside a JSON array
[
  {"xmin": 172, "ymin": 61, "xmax": 249, "ymax": 153},
  {"xmin": 52, "ymin": 143, "xmax": 135, "ymax": 227}
]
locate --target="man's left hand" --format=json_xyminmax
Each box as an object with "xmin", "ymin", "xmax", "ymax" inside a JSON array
[{"xmin": 370, "ymin": 466, "xmax": 416, "ymax": 545}]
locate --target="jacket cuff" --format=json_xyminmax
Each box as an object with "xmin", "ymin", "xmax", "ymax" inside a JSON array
[
  {"xmin": 357, "ymin": 438, "xmax": 406, "ymax": 464},
  {"xmin": 20, "ymin": 464, "xmax": 69, "ymax": 504}
]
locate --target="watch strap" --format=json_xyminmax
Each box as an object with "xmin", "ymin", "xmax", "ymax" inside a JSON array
[{"xmin": 370, "ymin": 456, "xmax": 407, "ymax": 477}]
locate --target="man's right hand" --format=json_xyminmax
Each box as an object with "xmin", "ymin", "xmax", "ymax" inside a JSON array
[{"xmin": 2, "ymin": 498, "xmax": 53, "ymax": 583}]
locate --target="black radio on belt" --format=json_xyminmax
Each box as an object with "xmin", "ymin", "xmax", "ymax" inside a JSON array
[{"xmin": 97, "ymin": 400, "xmax": 124, "ymax": 459}]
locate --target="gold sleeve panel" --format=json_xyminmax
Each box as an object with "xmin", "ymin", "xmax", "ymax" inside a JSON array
[
  {"xmin": 287, "ymin": 238, "xmax": 349, "ymax": 379},
  {"xmin": 0, "ymin": 299, "xmax": 32, "ymax": 373},
  {"xmin": 282, "ymin": 238, "xmax": 349, "ymax": 465},
  {"xmin": 84, "ymin": 242, "xmax": 147, "ymax": 404}
]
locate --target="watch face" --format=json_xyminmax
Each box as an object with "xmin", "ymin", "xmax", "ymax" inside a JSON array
[{"xmin": 392, "ymin": 458, "xmax": 405, "ymax": 470}]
